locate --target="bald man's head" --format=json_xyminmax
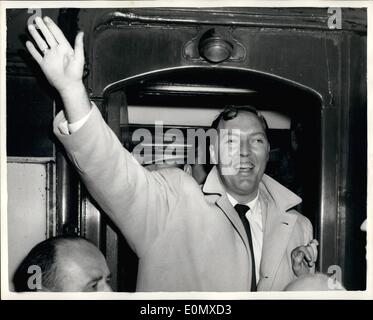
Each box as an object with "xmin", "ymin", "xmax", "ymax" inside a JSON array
[
  {"xmin": 284, "ymin": 273, "xmax": 345, "ymax": 291},
  {"xmin": 13, "ymin": 236, "xmax": 112, "ymax": 292}
]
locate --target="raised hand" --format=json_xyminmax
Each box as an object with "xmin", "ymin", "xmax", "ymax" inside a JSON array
[
  {"xmin": 26, "ymin": 16, "xmax": 84, "ymax": 93},
  {"xmin": 26, "ymin": 16, "xmax": 91, "ymax": 123}
]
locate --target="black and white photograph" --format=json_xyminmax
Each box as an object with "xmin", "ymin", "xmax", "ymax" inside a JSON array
[{"xmin": 1, "ymin": 1, "xmax": 370, "ymax": 301}]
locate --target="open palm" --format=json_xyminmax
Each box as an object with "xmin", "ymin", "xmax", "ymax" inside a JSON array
[{"xmin": 26, "ymin": 16, "xmax": 84, "ymax": 93}]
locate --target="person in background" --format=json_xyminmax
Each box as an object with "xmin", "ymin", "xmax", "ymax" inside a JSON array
[
  {"xmin": 284, "ymin": 273, "xmax": 345, "ymax": 291},
  {"xmin": 361, "ymin": 219, "xmax": 367, "ymax": 260},
  {"xmin": 361, "ymin": 219, "xmax": 367, "ymax": 232},
  {"xmin": 13, "ymin": 236, "xmax": 112, "ymax": 292}
]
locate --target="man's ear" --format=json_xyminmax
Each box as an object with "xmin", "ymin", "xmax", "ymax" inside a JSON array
[
  {"xmin": 209, "ymin": 144, "xmax": 217, "ymax": 164},
  {"xmin": 266, "ymin": 143, "xmax": 270, "ymax": 161},
  {"xmin": 183, "ymin": 164, "xmax": 192, "ymax": 175}
]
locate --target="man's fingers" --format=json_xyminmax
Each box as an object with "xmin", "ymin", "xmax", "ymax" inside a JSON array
[
  {"xmin": 26, "ymin": 41, "xmax": 43, "ymax": 64},
  {"xmin": 308, "ymin": 242, "xmax": 318, "ymax": 262},
  {"xmin": 294, "ymin": 251, "xmax": 305, "ymax": 264},
  {"xmin": 43, "ymin": 16, "xmax": 72, "ymax": 49},
  {"xmin": 35, "ymin": 16, "xmax": 58, "ymax": 48},
  {"xmin": 74, "ymin": 31, "xmax": 84, "ymax": 62},
  {"xmin": 291, "ymin": 243, "xmax": 318, "ymax": 276},
  {"xmin": 28, "ymin": 24, "xmax": 48, "ymax": 52},
  {"xmin": 303, "ymin": 247, "xmax": 313, "ymax": 262},
  {"xmin": 293, "ymin": 246, "xmax": 312, "ymax": 264}
]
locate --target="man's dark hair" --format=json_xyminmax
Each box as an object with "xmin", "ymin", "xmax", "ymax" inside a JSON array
[
  {"xmin": 13, "ymin": 235, "xmax": 87, "ymax": 292},
  {"xmin": 211, "ymin": 105, "xmax": 269, "ymax": 136}
]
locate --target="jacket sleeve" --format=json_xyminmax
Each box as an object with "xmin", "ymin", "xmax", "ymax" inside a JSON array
[{"xmin": 53, "ymin": 104, "xmax": 182, "ymax": 257}]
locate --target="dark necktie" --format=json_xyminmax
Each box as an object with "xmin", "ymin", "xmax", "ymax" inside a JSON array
[{"xmin": 234, "ymin": 204, "xmax": 257, "ymax": 291}]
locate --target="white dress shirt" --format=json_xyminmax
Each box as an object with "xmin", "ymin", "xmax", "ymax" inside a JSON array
[
  {"xmin": 58, "ymin": 108, "xmax": 93, "ymax": 135},
  {"xmin": 227, "ymin": 192, "xmax": 263, "ymax": 284}
]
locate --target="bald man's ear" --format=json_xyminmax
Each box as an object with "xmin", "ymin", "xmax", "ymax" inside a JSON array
[{"xmin": 183, "ymin": 164, "xmax": 192, "ymax": 175}]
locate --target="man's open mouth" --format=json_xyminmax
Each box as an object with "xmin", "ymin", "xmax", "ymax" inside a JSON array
[{"xmin": 239, "ymin": 162, "xmax": 255, "ymax": 172}]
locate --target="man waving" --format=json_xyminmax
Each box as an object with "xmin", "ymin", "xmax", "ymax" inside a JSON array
[{"xmin": 26, "ymin": 16, "xmax": 318, "ymax": 291}]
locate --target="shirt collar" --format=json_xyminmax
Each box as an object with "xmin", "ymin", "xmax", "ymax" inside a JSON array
[{"xmin": 226, "ymin": 191, "xmax": 260, "ymax": 215}]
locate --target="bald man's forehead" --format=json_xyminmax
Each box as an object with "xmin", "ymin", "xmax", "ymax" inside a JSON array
[
  {"xmin": 57, "ymin": 238, "xmax": 91, "ymax": 253},
  {"xmin": 56, "ymin": 240, "xmax": 107, "ymax": 270}
]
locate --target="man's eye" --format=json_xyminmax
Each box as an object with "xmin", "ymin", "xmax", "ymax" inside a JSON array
[
  {"xmin": 254, "ymin": 138, "xmax": 264, "ymax": 144},
  {"xmin": 91, "ymin": 282, "xmax": 98, "ymax": 290}
]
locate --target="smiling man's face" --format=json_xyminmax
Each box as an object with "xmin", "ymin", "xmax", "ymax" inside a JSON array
[{"xmin": 211, "ymin": 111, "xmax": 270, "ymax": 203}]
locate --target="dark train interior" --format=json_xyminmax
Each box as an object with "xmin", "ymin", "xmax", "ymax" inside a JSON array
[{"xmin": 6, "ymin": 7, "xmax": 367, "ymax": 291}]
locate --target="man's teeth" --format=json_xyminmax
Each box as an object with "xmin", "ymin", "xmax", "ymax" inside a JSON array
[{"xmin": 240, "ymin": 162, "xmax": 254, "ymax": 169}]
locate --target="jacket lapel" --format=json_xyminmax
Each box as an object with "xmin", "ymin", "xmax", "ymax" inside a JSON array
[
  {"xmin": 203, "ymin": 167, "xmax": 251, "ymax": 253},
  {"xmin": 257, "ymin": 175, "xmax": 301, "ymax": 290},
  {"xmin": 203, "ymin": 169, "xmax": 302, "ymax": 291},
  {"xmin": 258, "ymin": 200, "xmax": 297, "ymax": 290},
  {"xmin": 215, "ymin": 195, "xmax": 251, "ymax": 251}
]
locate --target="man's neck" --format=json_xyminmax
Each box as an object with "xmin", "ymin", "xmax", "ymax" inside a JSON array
[{"xmin": 227, "ymin": 190, "xmax": 259, "ymax": 205}]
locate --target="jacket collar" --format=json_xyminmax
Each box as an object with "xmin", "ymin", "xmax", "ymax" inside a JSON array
[
  {"xmin": 202, "ymin": 166, "xmax": 252, "ymax": 264},
  {"xmin": 202, "ymin": 166, "xmax": 225, "ymax": 196},
  {"xmin": 203, "ymin": 166, "xmax": 302, "ymax": 212},
  {"xmin": 259, "ymin": 174, "xmax": 301, "ymax": 212}
]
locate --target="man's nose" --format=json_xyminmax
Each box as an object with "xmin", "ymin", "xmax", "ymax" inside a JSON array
[{"xmin": 240, "ymin": 141, "xmax": 251, "ymax": 156}]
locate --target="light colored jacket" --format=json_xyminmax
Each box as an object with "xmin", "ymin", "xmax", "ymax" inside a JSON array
[{"xmin": 54, "ymin": 105, "xmax": 313, "ymax": 292}]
